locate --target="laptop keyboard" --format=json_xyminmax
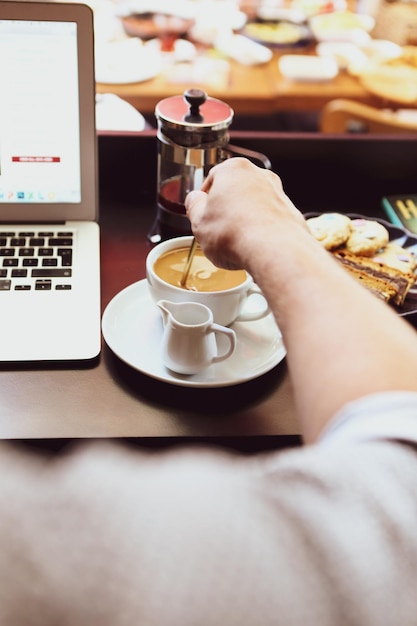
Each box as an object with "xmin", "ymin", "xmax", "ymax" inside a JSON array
[{"xmin": 0, "ymin": 230, "xmax": 73, "ymax": 291}]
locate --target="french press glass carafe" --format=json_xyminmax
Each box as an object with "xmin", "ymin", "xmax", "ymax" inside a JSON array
[{"xmin": 149, "ymin": 88, "xmax": 270, "ymax": 243}]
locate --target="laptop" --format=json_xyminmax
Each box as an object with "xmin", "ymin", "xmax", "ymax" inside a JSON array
[{"xmin": 0, "ymin": 1, "xmax": 101, "ymax": 362}]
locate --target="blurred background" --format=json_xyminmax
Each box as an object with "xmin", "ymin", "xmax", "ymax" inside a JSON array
[{"xmin": 64, "ymin": 0, "xmax": 417, "ymax": 132}]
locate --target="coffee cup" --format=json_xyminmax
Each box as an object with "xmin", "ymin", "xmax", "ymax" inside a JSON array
[{"xmin": 146, "ymin": 236, "xmax": 270, "ymax": 327}]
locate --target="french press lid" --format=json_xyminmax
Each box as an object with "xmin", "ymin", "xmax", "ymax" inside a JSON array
[{"xmin": 155, "ymin": 88, "xmax": 234, "ymax": 147}]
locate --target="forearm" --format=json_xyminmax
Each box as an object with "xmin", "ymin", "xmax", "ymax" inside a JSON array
[
  {"xmin": 185, "ymin": 160, "xmax": 417, "ymax": 443},
  {"xmin": 245, "ymin": 223, "xmax": 417, "ymax": 443}
]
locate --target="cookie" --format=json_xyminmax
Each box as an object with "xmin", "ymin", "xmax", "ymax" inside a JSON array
[
  {"xmin": 306, "ymin": 213, "xmax": 352, "ymax": 250},
  {"xmin": 345, "ymin": 218, "xmax": 389, "ymax": 257},
  {"xmin": 372, "ymin": 242, "xmax": 417, "ymax": 273}
]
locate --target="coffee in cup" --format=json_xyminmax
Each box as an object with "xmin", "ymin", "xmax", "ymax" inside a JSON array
[
  {"xmin": 146, "ymin": 236, "xmax": 270, "ymax": 327},
  {"xmin": 153, "ymin": 246, "xmax": 246, "ymax": 293}
]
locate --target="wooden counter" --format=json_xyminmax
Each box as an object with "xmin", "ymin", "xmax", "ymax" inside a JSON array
[{"xmin": 96, "ymin": 50, "xmax": 383, "ymax": 119}]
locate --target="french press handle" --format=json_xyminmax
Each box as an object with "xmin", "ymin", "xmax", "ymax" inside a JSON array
[{"xmin": 224, "ymin": 144, "xmax": 272, "ymax": 170}]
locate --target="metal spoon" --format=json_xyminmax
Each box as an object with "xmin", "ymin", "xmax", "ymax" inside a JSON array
[{"xmin": 180, "ymin": 237, "xmax": 198, "ymax": 287}]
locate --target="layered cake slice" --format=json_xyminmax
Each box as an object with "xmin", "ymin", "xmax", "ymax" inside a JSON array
[{"xmin": 332, "ymin": 249, "xmax": 416, "ymax": 306}]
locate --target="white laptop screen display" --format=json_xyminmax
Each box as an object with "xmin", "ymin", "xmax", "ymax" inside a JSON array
[{"xmin": 0, "ymin": 19, "xmax": 81, "ymax": 204}]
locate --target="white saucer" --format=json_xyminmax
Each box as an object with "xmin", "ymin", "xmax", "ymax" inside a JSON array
[{"xmin": 102, "ymin": 280, "xmax": 286, "ymax": 388}]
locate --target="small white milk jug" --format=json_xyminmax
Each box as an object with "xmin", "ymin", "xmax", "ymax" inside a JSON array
[{"xmin": 157, "ymin": 299, "xmax": 236, "ymax": 375}]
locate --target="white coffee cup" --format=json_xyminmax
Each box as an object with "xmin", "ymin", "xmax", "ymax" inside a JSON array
[{"xmin": 146, "ymin": 236, "xmax": 270, "ymax": 327}]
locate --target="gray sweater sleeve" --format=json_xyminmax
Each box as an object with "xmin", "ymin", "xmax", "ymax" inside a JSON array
[{"xmin": 1, "ymin": 392, "xmax": 417, "ymax": 625}]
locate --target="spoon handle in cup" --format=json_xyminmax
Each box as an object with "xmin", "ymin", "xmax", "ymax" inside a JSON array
[{"xmin": 180, "ymin": 237, "xmax": 198, "ymax": 287}]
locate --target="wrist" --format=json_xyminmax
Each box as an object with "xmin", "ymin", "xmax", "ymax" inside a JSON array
[{"xmin": 240, "ymin": 220, "xmax": 318, "ymax": 283}]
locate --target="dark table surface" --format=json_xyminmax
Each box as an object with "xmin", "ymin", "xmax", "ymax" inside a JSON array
[{"xmin": 2, "ymin": 131, "xmax": 417, "ymax": 450}]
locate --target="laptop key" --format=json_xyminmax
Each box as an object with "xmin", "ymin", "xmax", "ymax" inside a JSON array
[
  {"xmin": 32, "ymin": 268, "xmax": 72, "ymax": 277},
  {"xmin": 11, "ymin": 237, "xmax": 26, "ymax": 246},
  {"xmin": 35, "ymin": 280, "xmax": 52, "ymax": 290},
  {"xmin": 56, "ymin": 284, "xmax": 72, "ymax": 290},
  {"xmin": 49, "ymin": 237, "xmax": 72, "ymax": 246},
  {"xmin": 42, "ymin": 258, "xmax": 58, "ymax": 267},
  {"xmin": 58, "ymin": 248, "xmax": 73, "ymax": 266},
  {"xmin": 15, "ymin": 285, "xmax": 31, "ymax": 291},
  {"xmin": 0, "ymin": 280, "xmax": 11, "ymax": 291},
  {"xmin": 11, "ymin": 269, "xmax": 28, "ymax": 278}
]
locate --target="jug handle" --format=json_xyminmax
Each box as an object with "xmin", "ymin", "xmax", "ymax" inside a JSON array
[
  {"xmin": 224, "ymin": 144, "xmax": 271, "ymax": 170},
  {"xmin": 211, "ymin": 324, "xmax": 236, "ymax": 364}
]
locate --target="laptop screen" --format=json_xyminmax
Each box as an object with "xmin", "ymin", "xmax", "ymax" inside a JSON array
[
  {"xmin": 0, "ymin": 18, "xmax": 81, "ymax": 204},
  {"xmin": 0, "ymin": 1, "xmax": 97, "ymax": 222}
]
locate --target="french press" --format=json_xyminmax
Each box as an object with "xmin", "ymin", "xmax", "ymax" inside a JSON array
[{"xmin": 149, "ymin": 88, "xmax": 271, "ymax": 243}]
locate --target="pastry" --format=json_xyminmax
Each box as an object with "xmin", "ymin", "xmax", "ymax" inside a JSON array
[
  {"xmin": 306, "ymin": 213, "xmax": 352, "ymax": 250},
  {"xmin": 345, "ymin": 218, "xmax": 389, "ymax": 256},
  {"xmin": 333, "ymin": 249, "xmax": 416, "ymax": 305},
  {"xmin": 372, "ymin": 242, "xmax": 417, "ymax": 273}
]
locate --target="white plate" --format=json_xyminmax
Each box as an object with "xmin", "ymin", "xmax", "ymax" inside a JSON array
[
  {"xmin": 309, "ymin": 11, "xmax": 374, "ymax": 43},
  {"xmin": 279, "ymin": 54, "xmax": 338, "ymax": 81},
  {"xmin": 95, "ymin": 93, "xmax": 146, "ymax": 131},
  {"xmin": 216, "ymin": 34, "xmax": 273, "ymax": 66},
  {"xmin": 102, "ymin": 280, "xmax": 286, "ymax": 388},
  {"xmin": 95, "ymin": 39, "xmax": 162, "ymax": 84},
  {"xmin": 316, "ymin": 42, "xmax": 368, "ymax": 69},
  {"xmin": 256, "ymin": 7, "xmax": 306, "ymax": 23}
]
